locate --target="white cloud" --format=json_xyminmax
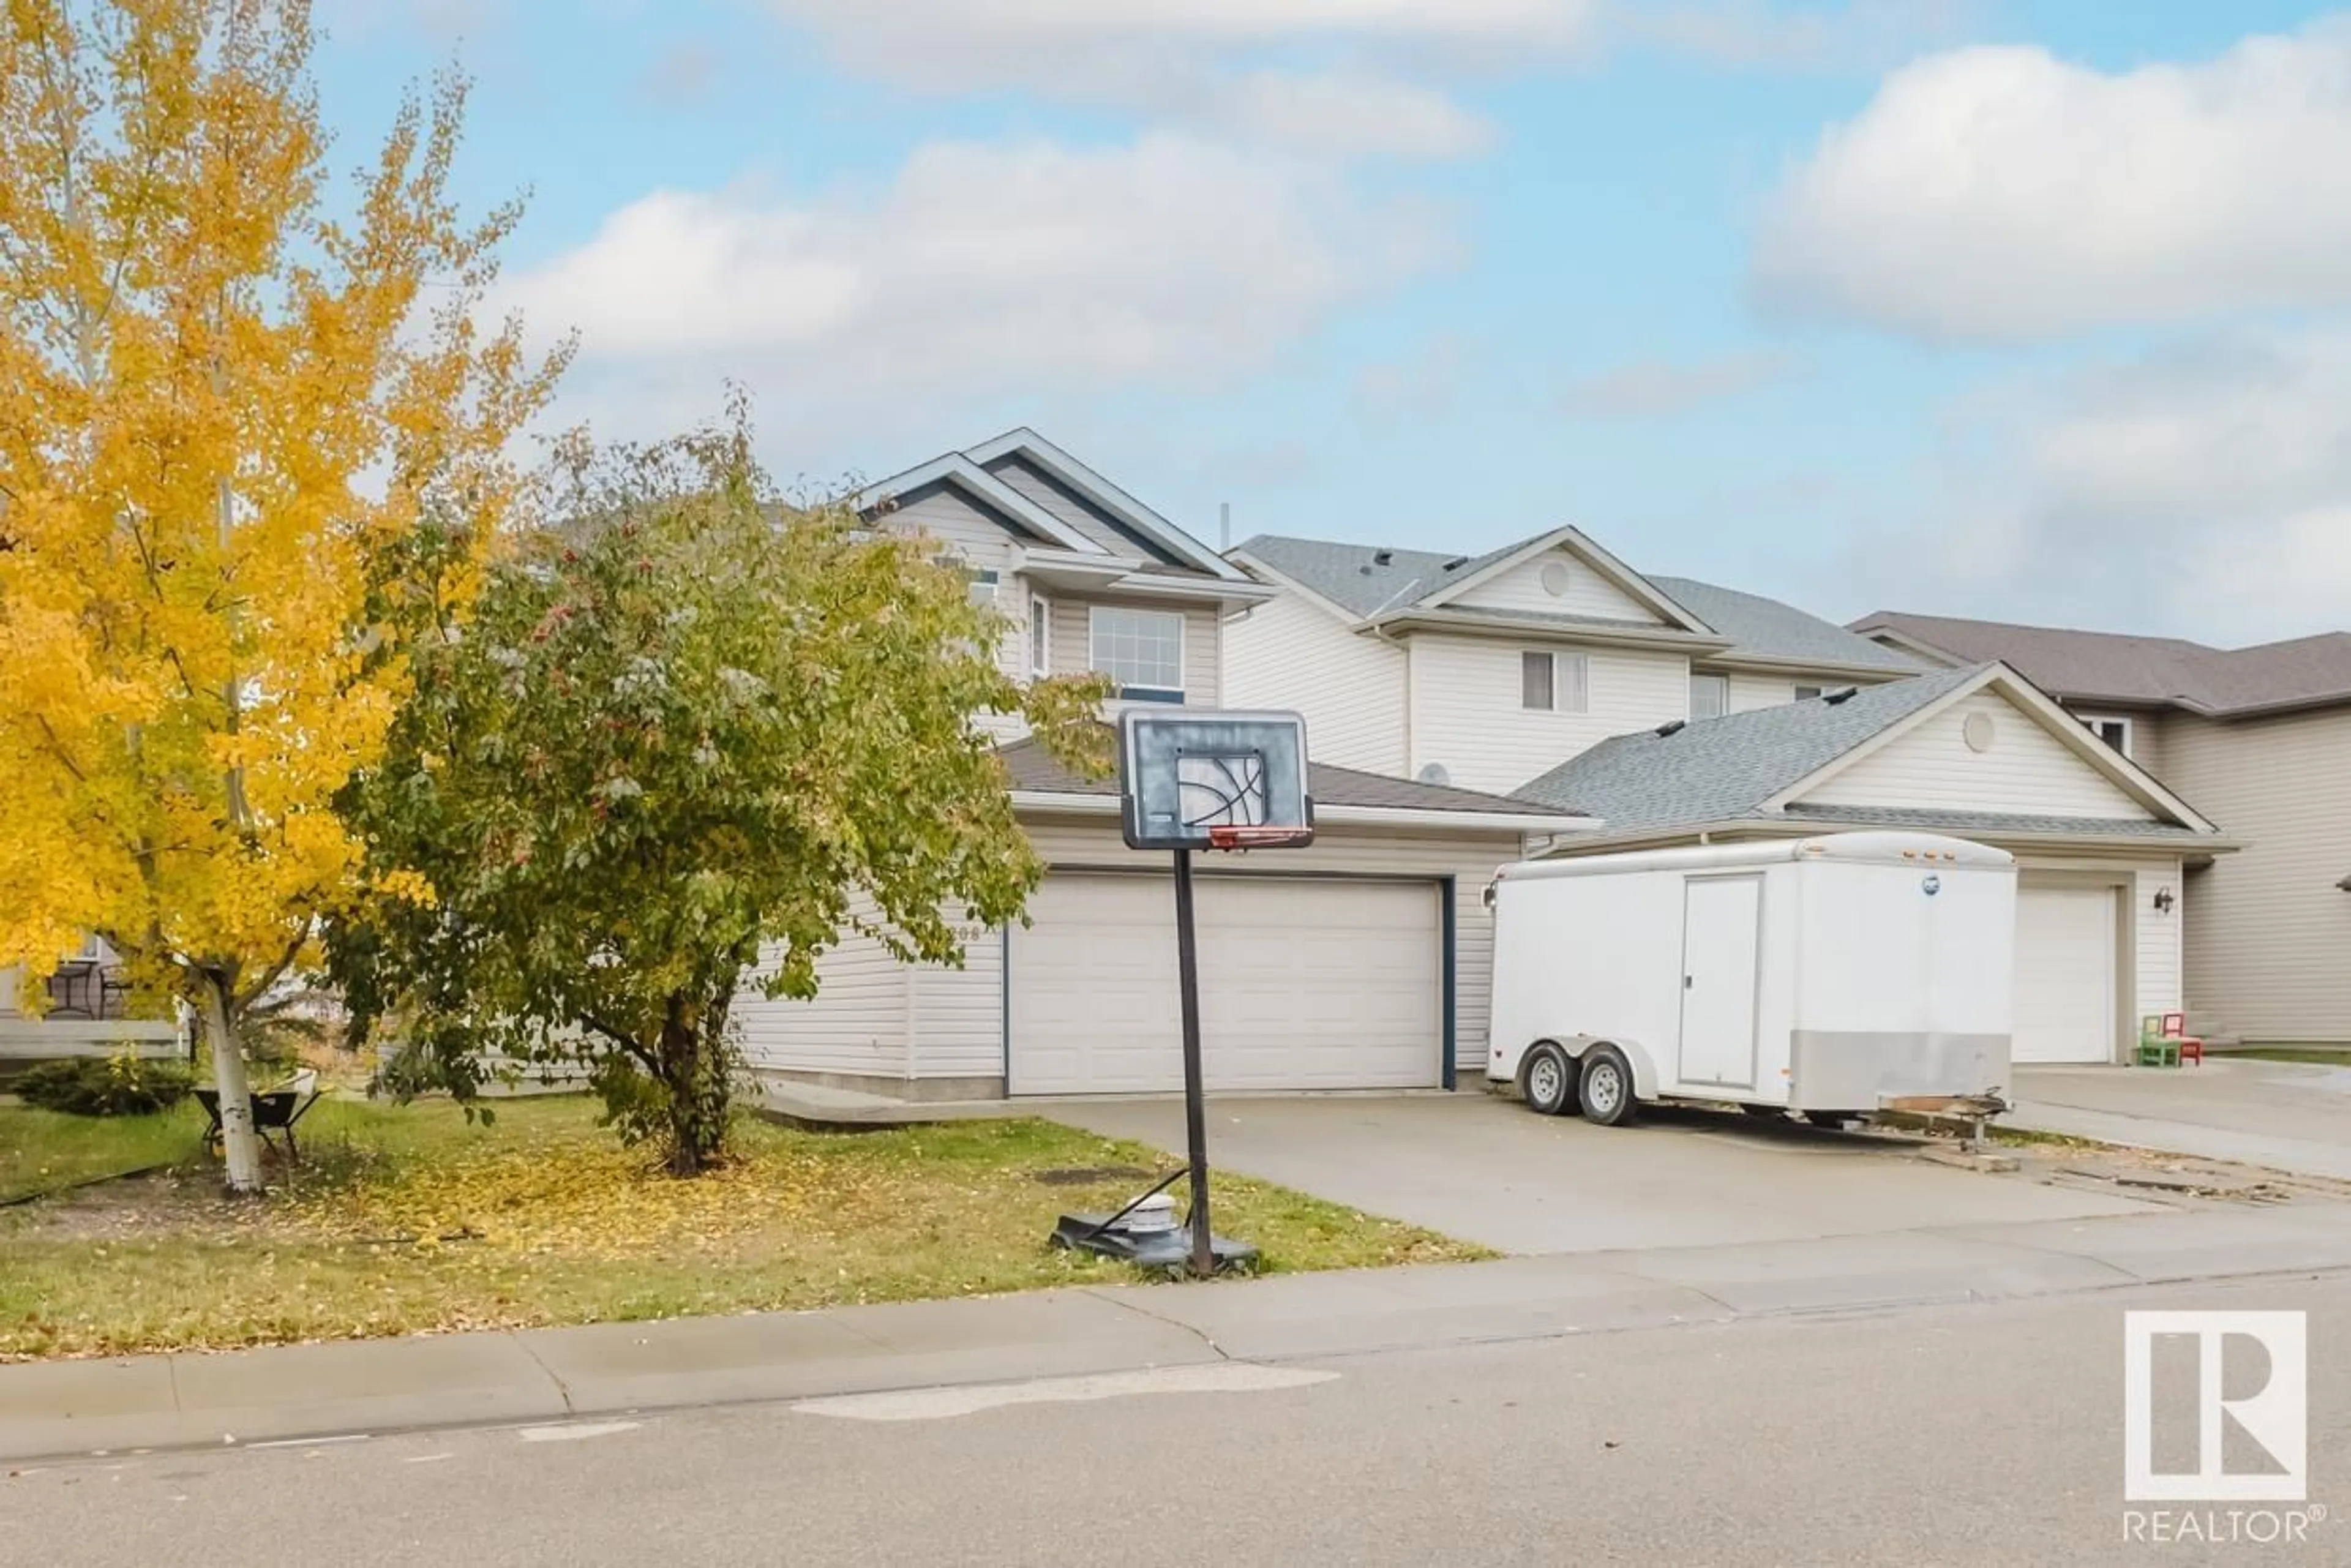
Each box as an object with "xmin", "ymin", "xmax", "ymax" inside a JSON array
[
  {"xmin": 1622, "ymin": 0, "xmax": 1972, "ymax": 72},
  {"xmin": 1212, "ymin": 69, "xmax": 1496, "ymax": 160},
  {"xmin": 1845, "ymin": 328, "xmax": 2351, "ymax": 640},
  {"xmin": 500, "ymin": 133, "xmax": 1460, "ymax": 445},
  {"xmin": 1753, "ymin": 24, "xmax": 2351, "ymax": 339},
  {"xmin": 771, "ymin": 0, "xmax": 1599, "ymax": 77},
  {"xmin": 1559, "ymin": 350, "xmax": 1794, "ymax": 418}
]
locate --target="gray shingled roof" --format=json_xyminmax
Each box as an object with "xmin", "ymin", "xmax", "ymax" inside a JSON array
[
  {"xmin": 1511, "ymin": 665, "xmax": 1982, "ymax": 831},
  {"xmin": 1854, "ymin": 612, "xmax": 2351, "ymax": 717},
  {"xmin": 997, "ymin": 734, "xmax": 1580, "ymax": 819},
  {"xmin": 1513, "ymin": 664, "xmax": 2213, "ymax": 843},
  {"xmin": 1649, "ymin": 576, "xmax": 1919, "ymax": 672},
  {"xmin": 1236, "ymin": 536, "xmax": 1474, "ymax": 618},
  {"xmin": 1237, "ymin": 534, "xmax": 1906, "ymax": 671}
]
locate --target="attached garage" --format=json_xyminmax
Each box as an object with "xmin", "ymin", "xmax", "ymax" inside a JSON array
[
  {"xmin": 1513, "ymin": 664, "xmax": 2235, "ymax": 1078},
  {"xmin": 733, "ymin": 742, "xmax": 1570, "ymax": 1101},
  {"xmin": 2012, "ymin": 880, "xmax": 2120, "ymax": 1063},
  {"xmin": 1008, "ymin": 872, "xmax": 1444, "ymax": 1094}
]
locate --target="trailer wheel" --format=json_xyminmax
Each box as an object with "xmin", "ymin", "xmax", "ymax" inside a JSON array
[
  {"xmin": 1577, "ymin": 1045, "xmax": 1638, "ymax": 1127},
  {"xmin": 1521, "ymin": 1045, "xmax": 1575, "ymax": 1116}
]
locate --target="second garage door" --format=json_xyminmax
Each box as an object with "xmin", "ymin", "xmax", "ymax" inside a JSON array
[
  {"xmin": 2012, "ymin": 882, "xmax": 2118, "ymax": 1063},
  {"xmin": 1008, "ymin": 872, "xmax": 1444, "ymax": 1095}
]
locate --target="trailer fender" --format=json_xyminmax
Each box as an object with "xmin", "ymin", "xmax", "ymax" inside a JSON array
[{"xmin": 1558, "ymin": 1035, "xmax": 1662, "ymax": 1103}]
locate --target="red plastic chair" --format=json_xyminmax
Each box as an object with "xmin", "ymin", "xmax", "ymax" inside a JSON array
[{"xmin": 2161, "ymin": 1013, "xmax": 2203, "ymax": 1067}]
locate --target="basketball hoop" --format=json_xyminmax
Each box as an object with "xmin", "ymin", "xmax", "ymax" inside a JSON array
[{"xmin": 1205, "ymin": 824, "xmax": 1315, "ymax": 852}]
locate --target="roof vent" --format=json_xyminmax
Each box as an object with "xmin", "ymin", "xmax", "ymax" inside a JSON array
[
  {"xmin": 1821, "ymin": 686, "xmax": 1860, "ymax": 705},
  {"xmin": 1416, "ymin": 762, "xmax": 1452, "ymax": 787},
  {"xmin": 1442, "ymin": 555, "xmax": 1469, "ymax": 571},
  {"xmin": 1655, "ymin": 719, "xmax": 1687, "ymax": 738},
  {"xmin": 1372, "ymin": 549, "xmax": 1394, "ymax": 567}
]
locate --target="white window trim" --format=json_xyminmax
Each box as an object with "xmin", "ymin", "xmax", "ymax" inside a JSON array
[
  {"xmin": 1029, "ymin": 594, "xmax": 1052, "ymax": 677},
  {"xmin": 1521, "ymin": 649, "xmax": 1591, "ymax": 715},
  {"xmin": 1690, "ymin": 672, "xmax": 1730, "ymax": 721},
  {"xmin": 1088, "ymin": 603, "xmax": 1187, "ymax": 702},
  {"xmin": 2075, "ymin": 711, "xmax": 2135, "ymax": 757}
]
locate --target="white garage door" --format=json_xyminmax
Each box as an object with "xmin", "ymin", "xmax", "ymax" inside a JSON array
[
  {"xmin": 1009, "ymin": 872, "xmax": 1443, "ymax": 1095},
  {"xmin": 2013, "ymin": 883, "xmax": 2117, "ymax": 1064}
]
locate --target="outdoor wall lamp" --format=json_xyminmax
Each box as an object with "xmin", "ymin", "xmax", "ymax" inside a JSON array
[{"xmin": 2153, "ymin": 885, "xmax": 2175, "ymax": 915}]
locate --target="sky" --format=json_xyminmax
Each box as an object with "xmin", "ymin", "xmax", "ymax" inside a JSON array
[{"xmin": 312, "ymin": 1, "xmax": 2351, "ymax": 643}]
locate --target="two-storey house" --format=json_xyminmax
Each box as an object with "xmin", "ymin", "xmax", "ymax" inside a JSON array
[
  {"xmin": 1853, "ymin": 612, "xmax": 2351, "ymax": 1049},
  {"xmin": 1223, "ymin": 527, "xmax": 1922, "ymax": 797},
  {"xmin": 733, "ymin": 431, "xmax": 1574, "ymax": 1101},
  {"xmin": 1228, "ymin": 532, "xmax": 2230, "ymax": 1070}
]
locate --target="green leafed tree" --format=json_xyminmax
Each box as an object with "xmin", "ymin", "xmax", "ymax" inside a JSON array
[{"xmin": 331, "ymin": 406, "xmax": 1110, "ymax": 1174}]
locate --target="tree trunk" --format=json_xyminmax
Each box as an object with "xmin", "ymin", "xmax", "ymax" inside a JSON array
[
  {"xmin": 658, "ymin": 994, "xmax": 729, "ymax": 1177},
  {"xmin": 200, "ymin": 973, "xmax": 264, "ymax": 1195}
]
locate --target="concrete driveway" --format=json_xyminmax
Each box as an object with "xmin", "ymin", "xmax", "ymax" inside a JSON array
[
  {"xmin": 2012, "ymin": 1057, "xmax": 2351, "ymax": 1180},
  {"xmin": 1051, "ymin": 1092, "xmax": 2157, "ymax": 1256}
]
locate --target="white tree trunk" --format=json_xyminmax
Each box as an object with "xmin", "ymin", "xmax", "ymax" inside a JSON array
[{"xmin": 201, "ymin": 976, "xmax": 264, "ymax": 1194}]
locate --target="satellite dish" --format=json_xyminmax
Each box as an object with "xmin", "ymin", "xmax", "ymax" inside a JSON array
[{"xmin": 1416, "ymin": 762, "xmax": 1452, "ymax": 787}]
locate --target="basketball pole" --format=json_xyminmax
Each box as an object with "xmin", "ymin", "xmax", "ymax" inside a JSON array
[{"xmin": 1171, "ymin": 846, "xmax": 1215, "ymax": 1278}]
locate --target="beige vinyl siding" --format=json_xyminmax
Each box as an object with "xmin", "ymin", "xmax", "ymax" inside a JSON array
[
  {"xmin": 907, "ymin": 913, "xmax": 1004, "ymax": 1080},
  {"xmin": 735, "ymin": 900, "xmax": 909, "ymax": 1079},
  {"xmin": 1798, "ymin": 691, "xmax": 2153, "ymax": 820},
  {"xmin": 884, "ymin": 487, "xmax": 1030, "ymax": 692},
  {"xmin": 1408, "ymin": 635, "xmax": 1692, "ymax": 796},
  {"xmin": 2134, "ymin": 861, "xmax": 2186, "ymax": 1021},
  {"xmin": 1052, "ymin": 595, "xmax": 1220, "ymax": 706},
  {"xmin": 1222, "ymin": 592, "xmax": 1407, "ymax": 775},
  {"xmin": 1725, "ymin": 672, "xmax": 1799, "ymax": 713},
  {"xmin": 1450, "ymin": 548, "xmax": 1662, "ymax": 624},
  {"xmin": 890, "ymin": 487, "xmax": 1020, "ymax": 568},
  {"xmin": 1018, "ymin": 814, "xmax": 1517, "ymax": 1079},
  {"xmin": 2164, "ymin": 708, "xmax": 2351, "ymax": 1042},
  {"xmin": 2062, "ymin": 707, "xmax": 2166, "ymax": 779},
  {"xmin": 982, "ymin": 456, "xmax": 1141, "ymax": 558}
]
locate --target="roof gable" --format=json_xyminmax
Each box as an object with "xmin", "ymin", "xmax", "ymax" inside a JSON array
[
  {"xmin": 1513, "ymin": 666, "xmax": 1979, "ymax": 830},
  {"xmin": 1445, "ymin": 542, "xmax": 1668, "ymax": 625},
  {"xmin": 1234, "ymin": 535, "xmax": 1908, "ymax": 675},
  {"xmin": 963, "ymin": 428, "xmax": 1242, "ymax": 580},
  {"xmin": 852, "ymin": 453, "xmax": 1104, "ymax": 555},
  {"xmin": 1414, "ymin": 526, "xmax": 1709, "ymax": 632},
  {"xmin": 1515, "ymin": 663, "xmax": 2219, "ymax": 843},
  {"xmin": 1788, "ymin": 686, "xmax": 2154, "ymax": 822}
]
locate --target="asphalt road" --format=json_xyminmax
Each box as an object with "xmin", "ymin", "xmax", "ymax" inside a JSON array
[{"xmin": 10, "ymin": 1272, "xmax": 2347, "ymax": 1567}]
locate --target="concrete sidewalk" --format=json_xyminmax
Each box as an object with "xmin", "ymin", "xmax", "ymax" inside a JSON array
[
  {"xmin": 10, "ymin": 1204, "xmax": 2351, "ymax": 1465},
  {"xmin": 2009, "ymin": 1060, "xmax": 2351, "ymax": 1182}
]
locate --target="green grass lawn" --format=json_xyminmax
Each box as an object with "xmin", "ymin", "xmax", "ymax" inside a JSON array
[
  {"xmin": 0, "ymin": 1098, "xmax": 206, "ymax": 1203},
  {"xmin": 0, "ymin": 1095, "xmax": 1486, "ymax": 1361}
]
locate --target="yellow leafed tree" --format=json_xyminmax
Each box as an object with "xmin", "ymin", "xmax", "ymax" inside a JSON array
[{"xmin": 0, "ymin": 0, "xmax": 566, "ymax": 1190}]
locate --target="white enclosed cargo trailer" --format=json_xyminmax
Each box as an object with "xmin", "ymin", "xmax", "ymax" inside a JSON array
[{"xmin": 1485, "ymin": 832, "xmax": 2017, "ymax": 1125}]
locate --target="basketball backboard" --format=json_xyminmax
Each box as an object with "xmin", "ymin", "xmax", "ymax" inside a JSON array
[{"xmin": 1117, "ymin": 708, "xmax": 1313, "ymax": 852}]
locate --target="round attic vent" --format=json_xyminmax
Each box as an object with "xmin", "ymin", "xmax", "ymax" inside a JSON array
[
  {"xmin": 1963, "ymin": 711, "xmax": 1997, "ymax": 753},
  {"xmin": 1417, "ymin": 762, "xmax": 1452, "ymax": 787},
  {"xmin": 1539, "ymin": 561, "xmax": 1572, "ymax": 597}
]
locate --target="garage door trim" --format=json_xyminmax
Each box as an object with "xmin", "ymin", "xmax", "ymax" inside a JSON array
[{"xmin": 1005, "ymin": 866, "xmax": 1458, "ymax": 1093}]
